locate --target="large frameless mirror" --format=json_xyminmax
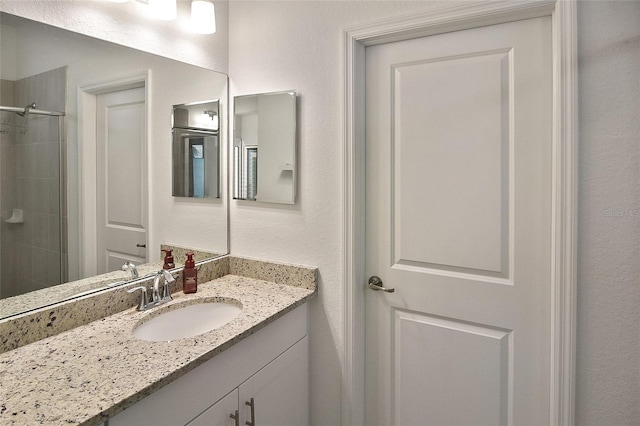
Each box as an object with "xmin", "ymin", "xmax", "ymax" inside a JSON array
[
  {"xmin": 233, "ymin": 90, "xmax": 296, "ymax": 204},
  {"xmin": 0, "ymin": 12, "xmax": 229, "ymax": 320},
  {"xmin": 172, "ymin": 100, "xmax": 220, "ymax": 198}
]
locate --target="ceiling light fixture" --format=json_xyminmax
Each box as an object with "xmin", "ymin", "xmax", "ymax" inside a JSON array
[
  {"xmin": 148, "ymin": 0, "xmax": 177, "ymax": 21},
  {"xmin": 191, "ymin": 0, "xmax": 217, "ymax": 34}
]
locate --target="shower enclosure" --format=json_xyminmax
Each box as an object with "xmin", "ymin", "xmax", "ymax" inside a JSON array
[{"xmin": 0, "ymin": 102, "xmax": 66, "ymax": 299}]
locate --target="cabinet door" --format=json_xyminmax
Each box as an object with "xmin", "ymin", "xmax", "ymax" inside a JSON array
[
  {"xmin": 239, "ymin": 337, "xmax": 308, "ymax": 426},
  {"xmin": 187, "ymin": 389, "xmax": 238, "ymax": 426}
]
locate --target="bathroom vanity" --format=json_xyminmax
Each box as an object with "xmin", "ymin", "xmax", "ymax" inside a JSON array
[
  {"xmin": 0, "ymin": 257, "xmax": 316, "ymax": 426},
  {"xmin": 109, "ymin": 304, "xmax": 308, "ymax": 426}
]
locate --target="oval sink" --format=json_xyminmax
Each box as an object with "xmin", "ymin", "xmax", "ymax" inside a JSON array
[{"xmin": 132, "ymin": 301, "xmax": 242, "ymax": 342}]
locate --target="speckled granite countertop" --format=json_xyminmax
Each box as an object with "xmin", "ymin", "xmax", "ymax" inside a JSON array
[{"xmin": 0, "ymin": 274, "xmax": 315, "ymax": 425}]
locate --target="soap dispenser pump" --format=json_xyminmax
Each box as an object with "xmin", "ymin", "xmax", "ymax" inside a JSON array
[
  {"xmin": 183, "ymin": 252, "xmax": 197, "ymax": 294},
  {"xmin": 161, "ymin": 249, "xmax": 175, "ymax": 270}
]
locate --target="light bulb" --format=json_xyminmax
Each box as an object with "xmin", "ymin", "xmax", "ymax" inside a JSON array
[{"xmin": 191, "ymin": 0, "xmax": 216, "ymax": 34}]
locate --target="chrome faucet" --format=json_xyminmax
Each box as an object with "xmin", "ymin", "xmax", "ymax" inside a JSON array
[
  {"xmin": 127, "ymin": 270, "xmax": 177, "ymax": 311},
  {"xmin": 152, "ymin": 270, "xmax": 176, "ymax": 303},
  {"xmin": 121, "ymin": 261, "xmax": 139, "ymax": 279}
]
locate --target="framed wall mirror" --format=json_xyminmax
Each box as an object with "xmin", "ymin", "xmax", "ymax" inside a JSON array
[
  {"xmin": 0, "ymin": 12, "xmax": 229, "ymax": 320},
  {"xmin": 233, "ymin": 90, "xmax": 296, "ymax": 204},
  {"xmin": 172, "ymin": 100, "xmax": 220, "ymax": 198}
]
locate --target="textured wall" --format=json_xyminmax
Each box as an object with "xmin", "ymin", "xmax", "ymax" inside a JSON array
[
  {"xmin": 228, "ymin": 1, "xmax": 640, "ymax": 424},
  {"xmin": 228, "ymin": 2, "xmax": 458, "ymax": 424},
  {"xmin": 576, "ymin": 1, "xmax": 640, "ymax": 424}
]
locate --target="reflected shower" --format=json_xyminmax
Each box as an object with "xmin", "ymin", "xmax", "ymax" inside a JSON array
[{"xmin": 0, "ymin": 102, "xmax": 67, "ymax": 297}]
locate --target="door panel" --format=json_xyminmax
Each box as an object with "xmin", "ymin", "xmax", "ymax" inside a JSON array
[
  {"xmin": 394, "ymin": 310, "xmax": 511, "ymax": 425},
  {"xmin": 393, "ymin": 50, "xmax": 510, "ymax": 276},
  {"xmin": 96, "ymin": 87, "xmax": 147, "ymax": 273},
  {"xmin": 365, "ymin": 16, "xmax": 552, "ymax": 425}
]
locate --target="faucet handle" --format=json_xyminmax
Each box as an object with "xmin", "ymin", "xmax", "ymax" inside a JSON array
[{"xmin": 127, "ymin": 286, "xmax": 149, "ymax": 311}]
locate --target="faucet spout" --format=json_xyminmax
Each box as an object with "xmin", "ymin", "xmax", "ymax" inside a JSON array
[
  {"xmin": 152, "ymin": 272, "xmax": 163, "ymax": 303},
  {"xmin": 122, "ymin": 261, "xmax": 139, "ymax": 279},
  {"xmin": 152, "ymin": 270, "xmax": 176, "ymax": 304}
]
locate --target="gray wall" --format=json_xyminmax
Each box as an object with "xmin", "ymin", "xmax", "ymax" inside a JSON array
[{"xmin": 576, "ymin": 1, "xmax": 640, "ymax": 424}]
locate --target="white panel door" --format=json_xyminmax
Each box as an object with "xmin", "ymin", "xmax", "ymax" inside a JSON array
[
  {"xmin": 365, "ymin": 17, "xmax": 552, "ymax": 425},
  {"xmin": 96, "ymin": 87, "xmax": 147, "ymax": 273}
]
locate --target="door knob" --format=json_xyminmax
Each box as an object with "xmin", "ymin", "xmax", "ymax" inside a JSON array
[
  {"xmin": 136, "ymin": 243, "xmax": 146, "ymax": 248},
  {"xmin": 368, "ymin": 276, "xmax": 395, "ymax": 293}
]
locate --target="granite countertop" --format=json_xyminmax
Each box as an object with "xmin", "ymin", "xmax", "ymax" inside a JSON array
[{"xmin": 0, "ymin": 274, "xmax": 315, "ymax": 425}]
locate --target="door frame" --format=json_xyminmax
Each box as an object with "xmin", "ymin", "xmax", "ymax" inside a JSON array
[
  {"xmin": 342, "ymin": 1, "xmax": 577, "ymax": 425},
  {"xmin": 77, "ymin": 72, "xmax": 149, "ymax": 278}
]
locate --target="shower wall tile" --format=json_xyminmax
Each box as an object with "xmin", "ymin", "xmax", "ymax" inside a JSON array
[
  {"xmin": 0, "ymin": 80, "xmax": 15, "ymax": 105},
  {"xmin": 47, "ymin": 68, "xmax": 67, "ymax": 112},
  {"xmin": 1, "ymin": 143, "xmax": 15, "ymax": 179},
  {"xmin": 1, "ymin": 67, "xmax": 66, "ymax": 300},
  {"xmin": 1, "ymin": 178, "xmax": 15, "ymax": 208},
  {"xmin": 46, "ymin": 249, "xmax": 61, "ymax": 286},
  {"xmin": 47, "ymin": 179, "xmax": 59, "ymax": 215},
  {"xmin": 47, "ymin": 214, "xmax": 60, "ymax": 252},
  {"xmin": 32, "ymin": 213, "xmax": 48, "ymax": 249}
]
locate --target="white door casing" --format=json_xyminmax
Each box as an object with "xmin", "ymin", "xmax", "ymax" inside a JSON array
[
  {"xmin": 343, "ymin": 1, "xmax": 577, "ymax": 425},
  {"xmin": 96, "ymin": 87, "xmax": 147, "ymax": 273}
]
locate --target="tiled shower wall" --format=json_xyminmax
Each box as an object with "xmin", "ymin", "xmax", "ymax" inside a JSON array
[{"xmin": 0, "ymin": 67, "xmax": 66, "ymax": 298}]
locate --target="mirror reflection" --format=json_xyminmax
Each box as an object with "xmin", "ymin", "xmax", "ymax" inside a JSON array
[
  {"xmin": 233, "ymin": 90, "xmax": 296, "ymax": 204},
  {"xmin": 172, "ymin": 100, "xmax": 220, "ymax": 198},
  {"xmin": 0, "ymin": 12, "xmax": 229, "ymax": 320}
]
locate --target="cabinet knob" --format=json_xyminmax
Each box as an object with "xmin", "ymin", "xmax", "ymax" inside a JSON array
[
  {"xmin": 245, "ymin": 398, "xmax": 255, "ymax": 426},
  {"xmin": 230, "ymin": 410, "xmax": 240, "ymax": 426}
]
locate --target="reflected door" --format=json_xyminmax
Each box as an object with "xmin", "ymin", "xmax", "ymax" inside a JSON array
[
  {"xmin": 364, "ymin": 17, "xmax": 553, "ymax": 424},
  {"xmin": 96, "ymin": 87, "xmax": 147, "ymax": 273}
]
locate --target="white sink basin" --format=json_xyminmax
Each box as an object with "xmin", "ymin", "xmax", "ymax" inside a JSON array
[{"xmin": 132, "ymin": 301, "xmax": 242, "ymax": 342}]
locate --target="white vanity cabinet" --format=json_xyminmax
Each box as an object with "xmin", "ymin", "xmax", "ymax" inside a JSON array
[
  {"xmin": 188, "ymin": 337, "xmax": 308, "ymax": 426},
  {"xmin": 108, "ymin": 304, "xmax": 308, "ymax": 426},
  {"xmin": 187, "ymin": 389, "xmax": 238, "ymax": 426}
]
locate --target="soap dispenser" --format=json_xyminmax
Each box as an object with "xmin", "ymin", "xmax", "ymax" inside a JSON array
[
  {"xmin": 161, "ymin": 249, "xmax": 175, "ymax": 270},
  {"xmin": 183, "ymin": 252, "xmax": 198, "ymax": 294}
]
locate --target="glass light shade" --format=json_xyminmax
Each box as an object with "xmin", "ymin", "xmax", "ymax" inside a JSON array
[
  {"xmin": 191, "ymin": 0, "xmax": 217, "ymax": 34},
  {"xmin": 148, "ymin": 0, "xmax": 177, "ymax": 21}
]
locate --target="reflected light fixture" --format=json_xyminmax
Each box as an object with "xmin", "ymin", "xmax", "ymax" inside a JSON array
[
  {"xmin": 148, "ymin": 0, "xmax": 177, "ymax": 21},
  {"xmin": 191, "ymin": 0, "xmax": 217, "ymax": 34}
]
